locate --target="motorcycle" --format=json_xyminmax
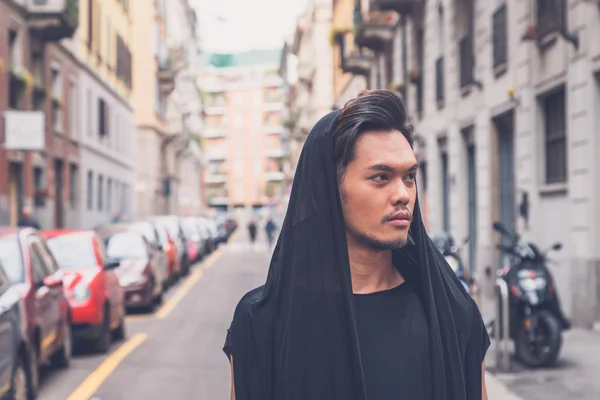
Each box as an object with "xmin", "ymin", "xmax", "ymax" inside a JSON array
[
  {"xmin": 492, "ymin": 221, "xmax": 570, "ymax": 368},
  {"xmin": 429, "ymin": 233, "xmax": 473, "ymax": 294}
]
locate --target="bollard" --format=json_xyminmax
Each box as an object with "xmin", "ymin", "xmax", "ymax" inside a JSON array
[{"xmin": 495, "ymin": 278, "xmax": 511, "ymax": 372}]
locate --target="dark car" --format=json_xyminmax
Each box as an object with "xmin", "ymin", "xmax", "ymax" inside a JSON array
[
  {"xmin": 0, "ymin": 228, "xmax": 72, "ymax": 398},
  {"xmin": 0, "ymin": 259, "xmax": 31, "ymax": 399},
  {"xmin": 98, "ymin": 229, "xmax": 165, "ymax": 312}
]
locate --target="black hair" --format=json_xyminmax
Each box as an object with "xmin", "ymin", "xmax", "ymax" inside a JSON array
[{"xmin": 332, "ymin": 90, "xmax": 414, "ymax": 183}]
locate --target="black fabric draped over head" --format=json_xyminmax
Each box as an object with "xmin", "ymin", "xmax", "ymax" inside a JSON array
[{"xmin": 225, "ymin": 109, "xmax": 490, "ymax": 400}]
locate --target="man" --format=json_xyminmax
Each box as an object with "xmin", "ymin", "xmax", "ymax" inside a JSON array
[
  {"xmin": 264, "ymin": 217, "xmax": 276, "ymax": 248},
  {"xmin": 17, "ymin": 206, "xmax": 40, "ymax": 229},
  {"xmin": 247, "ymin": 219, "xmax": 257, "ymax": 249},
  {"xmin": 224, "ymin": 90, "xmax": 489, "ymax": 400}
]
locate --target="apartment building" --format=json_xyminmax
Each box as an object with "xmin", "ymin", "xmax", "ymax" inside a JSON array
[
  {"xmin": 199, "ymin": 50, "xmax": 289, "ymax": 212},
  {"xmin": 76, "ymin": 0, "xmax": 136, "ymax": 228},
  {"xmin": 0, "ymin": 0, "xmax": 81, "ymax": 229}
]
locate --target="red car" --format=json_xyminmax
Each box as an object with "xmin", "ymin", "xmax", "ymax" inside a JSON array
[
  {"xmin": 43, "ymin": 230, "xmax": 126, "ymax": 353},
  {"xmin": 0, "ymin": 227, "xmax": 71, "ymax": 397},
  {"xmin": 155, "ymin": 224, "xmax": 181, "ymax": 285}
]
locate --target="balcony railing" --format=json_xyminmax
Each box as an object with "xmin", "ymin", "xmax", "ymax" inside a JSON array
[
  {"xmin": 265, "ymin": 171, "xmax": 285, "ymax": 181},
  {"xmin": 492, "ymin": 5, "xmax": 508, "ymax": 70},
  {"xmin": 459, "ymin": 36, "xmax": 475, "ymax": 89},
  {"xmin": 537, "ymin": 0, "xmax": 567, "ymax": 40},
  {"xmin": 205, "ymin": 173, "xmax": 227, "ymax": 184},
  {"xmin": 158, "ymin": 59, "xmax": 175, "ymax": 94},
  {"xmin": 342, "ymin": 52, "xmax": 373, "ymax": 76},
  {"xmin": 27, "ymin": 0, "xmax": 80, "ymax": 42},
  {"xmin": 355, "ymin": 11, "xmax": 399, "ymax": 51},
  {"xmin": 372, "ymin": 0, "xmax": 421, "ymax": 14},
  {"xmin": 204, "ymin": 127, "xmax": 228, "ymax": 138},
  {"xmin": 435, "ymin": 56, "xmax": 444, "ymax": 106}
]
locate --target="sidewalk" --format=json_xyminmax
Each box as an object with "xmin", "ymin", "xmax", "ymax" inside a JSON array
[{"xmin": 486, "ymin": 372, "xmax": 523, "ymax": 400}]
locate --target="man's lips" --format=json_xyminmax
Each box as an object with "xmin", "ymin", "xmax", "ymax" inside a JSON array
[{"xmin": 386, "ymin": 211, "xmax": 411, "ymax": 227}]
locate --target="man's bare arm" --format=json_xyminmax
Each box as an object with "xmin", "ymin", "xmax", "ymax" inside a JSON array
[
  {"xmin": 230, "ymin": 355, "xmax": 236, "ymax": 400},
  {"xmin": 482, "ymin": 361, "xmax": 488, "ymax": 400}
]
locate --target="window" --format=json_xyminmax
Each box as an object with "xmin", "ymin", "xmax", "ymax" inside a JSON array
[
  {"xmin": 33, "ymin": 166, "xmax": 45, "ymax": 207},
  {"xmin": 87, "ymin": 0, "xmax": 94, "ymax": 49},
  {"xmin": 98, "ymin": 98, "xmax": 107, "ymax": 138},
  {"xmin": 69, "ymin": 82, "xmax": 77, "ymax": 137},
  {"xmin": 492, "ymin": 5, "xmax": 508, "ymax": 70},
  {"xmin": 107, "ymin": 178, "xmax": 112, "ymax": 212},
  {"xmin": 8, "ymin": 29, "xmax": 21, "ymax": 109},
  {"xmin": 87, "ymin": 88, "xmax": 93, "ymax": 136},
  {"xmin": 87, "ymin": 170, "xmax": 94, "ymax": 210},
  {"xmin": 51, "ymin": 69, "xmax": 63, "ymax": 132},
  {"xmin": 98, "ymin": 174, "xmax": 104, "ymax": 211},
  {"xmin": 116, "ymin": 35, "xmax": 132, "ymax": 87},
  {"xmin": 441, "ymin": 151, "xmax": 450, "ymax": 232},
  {"xmin": 543, "ymin": 89, "xmax": 567, "ymax": 184},
  {"xmin": 69, "ymin": 164, "xmax": 78, "ymax": 207}
]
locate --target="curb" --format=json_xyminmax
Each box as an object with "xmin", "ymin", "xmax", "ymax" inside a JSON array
[{"xmin": 485, "ymin": 371, "xmax": 523, "ymax": 400}]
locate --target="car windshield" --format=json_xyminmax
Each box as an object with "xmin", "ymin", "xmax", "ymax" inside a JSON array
[
  {"xmin": 182, "ymin": 220, "xmax": 198, "ymax": 237},
  {"xmin": 0, "ymin": 236, "xmax": 25, "ymax": 283},
  {"xmin": 156, "ymin": 227, "xmax": 169, "ymax": 246},
  {"xmin": 105, "ymin": 233, "xmax": 148, "ymax": 260},
  {"xmin": 46, "ymin": 234, "xmax": 98, "ymax": 269},
  {"xmin": 160, "ymin": 219, "xmax": 180, "ymax": 239}
]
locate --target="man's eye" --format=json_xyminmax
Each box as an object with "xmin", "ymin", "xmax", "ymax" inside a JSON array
[
  {"xmin": 372, "ymin": 174, "xmax": 389, "ymax": 183},
  {"xmin": 405, "ymin": 173, "xmax": 417, "ymax": 182}
]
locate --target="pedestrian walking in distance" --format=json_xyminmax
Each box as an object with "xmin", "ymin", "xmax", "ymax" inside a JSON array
[
  {"xmin": 17, "ymin": 206, "xmax": 41, "ymax": 229},
  {"xmin": 224, "ymin": 90, "xmax": 490, "ymax": 400},
  {"xmin": 264, "ymin": 217, "xmax": 276, "ymax": 249},
  {"xmin": 247, "ymin": 219, "xmax": 257, "ymax": 250}
]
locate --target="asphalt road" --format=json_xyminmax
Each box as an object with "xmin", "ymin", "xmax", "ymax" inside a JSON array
[{"xmin": 36, "ymin": 230, "xmax": 271, "ymax": 400}]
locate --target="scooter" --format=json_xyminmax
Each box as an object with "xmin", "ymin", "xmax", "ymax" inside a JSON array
[
  {"xmin": 492, "ymin": 221, "xmax": 570, "ymax": 368},
  {"xmin": 429, "ymin": 233, "xmax": 473, "ymax": 294}
]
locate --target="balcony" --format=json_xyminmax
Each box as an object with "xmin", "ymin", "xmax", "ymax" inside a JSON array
[
  {"xmin": 208, "ymin": 196, "xmax": 229, "ymax": 206},
  {"xmin": 355, "ymin": 11, "xmax": 399, "ymax": 52},
  {"xmin": 342, "ymin": 52, "xmax": 373, "ymax": 76},
  {"xmin": 204, "ymin": 105, "xmax": 228, "ymax": 116},
  {"xmin": 265, "ymin": 125, "xmax": 285, "ymax": 135},
  {"xmin": 204, "ymin": 127, "xmax": 228, "ymax": 138},
  {"xmin": 27, "ymin": 0, "xmax": 80, "ymax": 42},
  {"xmin": 207, "ymin": 152, "xmax": 227, "ymax": 162},
  {"xmin": 266, "ymin": 148, "xmax": 286, "ymax": 158},
  {"xmin": 205, "ymin": 173, "xmax": 228, "ymax": 184},
  {"xmin": 459, "ymin": 36, "xmax": 475, "ymax": 90},
  {"xmin": 157, "ymin": 59, "xmax": 175, "ymax": 94},
  {"xmin": 263, "ymin": 92, "xmax": 284, "ymax": 111},
  {"xmin": 298, "ymin": 62, "xmax": 316, "ymax": 85},
  {"xmin": 372, "ymin": 0, "xmax": 421, "ymax": 14},
  {"xmin": 265, "ymin": 171, "xmax": 285, "ymax": 181},
  {"xmin": 537, "ymin": 0, "xmax": 567, "ymax": 42}
]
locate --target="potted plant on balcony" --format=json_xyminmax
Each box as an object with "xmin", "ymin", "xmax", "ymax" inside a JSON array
[
  {"xmin": 522, "ymin": 25, "xmax": 538, "ymax": 41},
  {"xmin": 52, "ymin": 97, "xmax": 63, "ymax": 109},
  {"xmin": 33, "ymin": 84, "xmax": 48, "ymax": 101},
  {"xmin": 329, "ymin": 26, "xmax": 352, "ymax": 46},
  {"xmin": 409, "ymin": 70, "xmax": 421, "ymax": 84},
  {"xmin": 388, "ymin": 82, "xmax": 406, "ymax": 96}
]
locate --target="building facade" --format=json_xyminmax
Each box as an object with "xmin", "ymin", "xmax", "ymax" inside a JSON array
[
  {"xmin": 325, "ymin": 0, "xmax": 600, "ymax": 328},
  {"xmin": 0, "ymin": 0, "xmax": 81, "ymax": 229},
  {"xmin": 76, "ymin": 0, "xmax": 136, "ymax": 228},
  {"xmin": 199, "ymin": 50, "xmax": 289, "ymax": 212}
]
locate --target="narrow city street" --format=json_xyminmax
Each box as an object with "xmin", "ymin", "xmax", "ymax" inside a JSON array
[
  {"xmin": 31, "ymin": 228, "xmax": 600, "ymax": 400},
  {"xmin": 36, "ymin": 230, "xmax": 270, "ymax": 400}
]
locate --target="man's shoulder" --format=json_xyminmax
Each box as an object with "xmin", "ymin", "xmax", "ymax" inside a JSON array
[{"xmin": 233, "ymin": 285, "xmax": 265, "ymax": 318}]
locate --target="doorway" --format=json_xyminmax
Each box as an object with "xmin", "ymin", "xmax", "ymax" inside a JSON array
[
  {"xmin": 464, "ymin": 131, "xmax": 477, "ymax": 275},
  {"xmin": 54, "ymin": 158, "xmax": 64, "ymax": 229}
]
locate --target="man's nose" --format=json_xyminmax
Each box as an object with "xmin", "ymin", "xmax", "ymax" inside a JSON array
[{"xmin": 390, "ymin": 181, "xmax": 410, "ymax": 206}]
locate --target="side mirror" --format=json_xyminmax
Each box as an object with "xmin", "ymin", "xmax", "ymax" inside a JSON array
[
  {"xmin": 104, "ymin": 260, "xmax": 120, "ymax": 270},
  {"xmin": 552, "ymin": 242, "xmax": 563, "ymax": 251},
  {"xmin": 43, "ymin": 275, "xmax": 63, "ymax": 288},
  {"xmin": 156, "ymin": 244, "xmax": 164, "ymax": 251}
]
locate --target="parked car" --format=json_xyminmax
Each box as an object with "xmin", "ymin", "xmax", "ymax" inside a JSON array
[
  {"xmin": 0, "ymin": 259, "xmax": 32, "ymax": 400},
  {"xmin": 195, "ymin": 217, "xmax": 215, "ymax": 255},
  {"xmin": 42, "ymin": 230, "xmax": 126, "ymax": 353},
  {"xmin": 152, "ymin": 216, "xmax": 190, "ymax": 276},
  {"xmin": 181, "ymin": 217, "xmax": 205, "ymax": 263},
  {"xmin": 155, "ymin": 224, "xmax": 181, "ymax": 285},
  {"xmin": 0, "ymin": 228, "xmax": 71, "ymax": 398},
  {"xmin": 98, "ymin": 229, "xmax": 165, "ymax": 312}
]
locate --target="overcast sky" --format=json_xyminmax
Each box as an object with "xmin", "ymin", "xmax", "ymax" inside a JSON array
[{"xmin": 190, "ymin": 0, "xmax": 307, "ymax": 53}]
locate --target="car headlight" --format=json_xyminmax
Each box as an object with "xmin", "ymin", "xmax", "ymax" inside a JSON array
[
  {"xmin": 72, "ymin": 283, "xmax": 91, "ymax": 302},
  {"xmin": 119, "ymin": 275, "xmax": 148, "ymax": 287}
]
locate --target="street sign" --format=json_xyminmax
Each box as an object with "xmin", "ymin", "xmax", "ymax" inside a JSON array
[{"xmin": 3, "ymin": 110, "xmax": 45, "ymax": 150}]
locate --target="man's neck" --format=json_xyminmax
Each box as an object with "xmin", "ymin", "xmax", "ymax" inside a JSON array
[{"xmin": 347, "ymin": 238, "xmax": 404, "ymax": 294}]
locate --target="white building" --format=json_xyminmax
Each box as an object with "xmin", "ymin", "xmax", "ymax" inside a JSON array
[
  {"xmin": 400, "ymin": 0, "xmax": 600, "ymax": 328},
  {"xmin": 78, "ymin": 65, "xmax": 135, "ymax": 228}
]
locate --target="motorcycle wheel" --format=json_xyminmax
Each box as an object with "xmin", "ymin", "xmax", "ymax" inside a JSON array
[{"xmin": 515, "ymin": 310, "xmax": 562, "ymax": 368}]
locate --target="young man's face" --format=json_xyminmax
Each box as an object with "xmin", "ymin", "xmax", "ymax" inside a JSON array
[{"xmin": 340, "ymin": 130, "xmax": 418, "ymax": 251}]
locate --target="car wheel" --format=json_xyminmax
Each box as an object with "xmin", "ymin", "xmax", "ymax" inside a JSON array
[
  {"xmin": 95, "ymin": 307, "xmax": 111, "ymax": 353},
  {"xmin": 10, "ymin": 355, "xmax": 28, "ymax": 400},
  {"xmin": 51, "ymin": 319, "xmax": 71, "ymax": 368},
  {"xmin": 112, "ymin": 307, "xmax": 127, "ymax": 341}
]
